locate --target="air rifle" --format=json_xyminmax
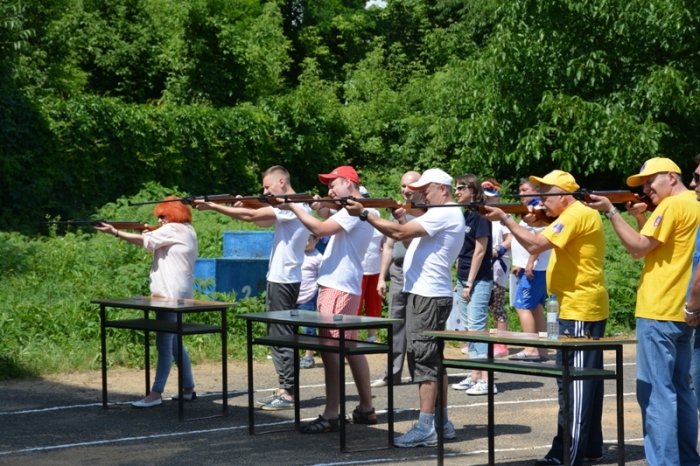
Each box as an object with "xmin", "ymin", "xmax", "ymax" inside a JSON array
[
  {"xmin": 128, "ymin": 193, "xmax": 310, "ymax": 208},
  {"xmin": 411, "ymin": 202, "xmax": 553, "ymax": 224},
  {"xmin": 514, "ymin": 189, "xmax": 655, "ymax": 211},
  {"xmin": 43, "ymin": 220, "xmax": 159, "ymax": 231},
  {"xmin": 283, "ymin": 196, "xmax": 427, "ymax": 216}
]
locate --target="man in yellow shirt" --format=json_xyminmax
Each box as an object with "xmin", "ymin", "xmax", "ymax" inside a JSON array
[
  {"xmin": 587, "ymin": 157, "xmax": 700, "ymax": 466},
  {"xmin": 483, "ymin": 170, "xmax": 608, "ymax": 466}
]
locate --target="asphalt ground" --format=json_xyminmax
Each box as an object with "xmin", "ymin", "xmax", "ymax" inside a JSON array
[{"xmin": 0, "ymin": 345, "xmax": 653, "ymax": 466}]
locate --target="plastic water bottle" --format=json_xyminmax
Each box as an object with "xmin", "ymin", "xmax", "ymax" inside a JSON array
[{"xmin": 546, "ymin": 294, "xmax": 559, "ymax": 341}]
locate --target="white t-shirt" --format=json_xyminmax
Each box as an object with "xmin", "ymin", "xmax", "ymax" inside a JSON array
[
  {"xmin": 297, "ymin": 249, "xmax": 323, "ymax": 305},
  {"xmin": 267, "ymin": 206, "xmax": 311, "ymax": 284},
  {"xmin": 317, "ymin": 209, "xmax": 375, "ymax": 295},
  {"xmin": 403, "ymin": 205, "xmax": 465, "ymax": 297},
  {"xmin": 143, "ymin": 223, "xmax": 198, "ymax": 299},
  {"xmin": 491, "ymin": 222, "xmax": 511, "ymax": 287},
  {"xmin": 510, "ymin": 220, "xmax": 551, "ymax": 271},
  {"xmin": 361, "ymin": 209, "xmax": 383, "ymax": 275}
]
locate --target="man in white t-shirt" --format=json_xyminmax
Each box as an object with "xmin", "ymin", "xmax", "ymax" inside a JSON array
[
  {"xmin": 280, "ymin": 165, "xmax": 377, "ymax": 434},
  {"xmin": 193, "ymin": 166, "xmax": 310, "ymax": 411},
  {"xmin": 346, "ymin": 168, "xmax": 465, "ymax": 448},
  {"xmin": 508, "ymin": 178, "xmax": 551, "ymax": 361}
]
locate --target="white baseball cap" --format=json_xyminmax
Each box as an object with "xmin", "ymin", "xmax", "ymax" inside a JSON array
[{"xmin": 408, "ymin": 168, "xmax": 453, "ymax": 190}]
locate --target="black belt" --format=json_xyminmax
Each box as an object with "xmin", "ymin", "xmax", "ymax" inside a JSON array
[{"xmin": 393, "ymin": 258, "xmax": 404, "ymax": 267}]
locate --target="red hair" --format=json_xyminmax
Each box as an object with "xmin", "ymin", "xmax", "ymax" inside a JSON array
[{"xmin": 153, "ymin": 196, "xmax": 193, "ymax": 224}]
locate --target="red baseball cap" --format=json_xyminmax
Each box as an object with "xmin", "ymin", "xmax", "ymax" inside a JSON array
[{"xmin": 318, "ymin": 166, "xmax": 360, "ymax": 185}]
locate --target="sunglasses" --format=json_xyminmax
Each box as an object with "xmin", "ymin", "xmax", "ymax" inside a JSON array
[
  {"xmin": 454, "ymin": 185, "xmax": 469, "ymax": 192},
  {"xmin": 693, "ymin": 172, "xmax": 700, "ymax": 183}
]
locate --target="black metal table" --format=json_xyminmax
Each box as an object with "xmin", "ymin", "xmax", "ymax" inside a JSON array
[
  {"xmin": 424, "ymin": 330, "xmax": 637, "ymax": 466},
  {"xmin": 94, "ymin": 297, "xmax": 233, "ymax": 420},
  {"xmin": 236, "ymin": 309, "xmax": 402, "ymax": 452}
]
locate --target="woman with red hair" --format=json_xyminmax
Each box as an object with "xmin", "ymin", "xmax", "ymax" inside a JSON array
[{"xmin": 95, "ymin": 196, "xmax": 198, "ymax": 408}]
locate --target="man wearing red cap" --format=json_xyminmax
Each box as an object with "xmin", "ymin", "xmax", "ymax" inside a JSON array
[
  {"xmin": 346, "ymin": 168, "xmax": 465, "ymax": 448},
  {"xmin": 587, "ymin": 157, "xmax": 700, "ymax": 466},
  {"xmin": 279, "ymin": 165, "xmax": 377, "ymax": 433},
  {"xmin": 483, "ymin": 170, "xmax": 608, "ymax": 466}
]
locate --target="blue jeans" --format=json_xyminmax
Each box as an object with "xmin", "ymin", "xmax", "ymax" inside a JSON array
[
  {"xmin": 692, "ymin": 329, "xmax": 700, "ymax": 415},
  {"xmin": 298, "ymin": 296, "xmax": 318, "ymax": 336},
  {"xmin": 456, "ymin": 279, "xmax": 493, "ymax": 356},
  {"xmin": 636, "ymin": 318, "xmax": 699, "ymax": 466},
  {"xmin": 152, "ymin": 311, "xmax": 195, "ymax": 393}
]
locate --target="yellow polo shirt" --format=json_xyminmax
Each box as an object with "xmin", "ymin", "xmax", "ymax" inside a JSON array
[
  {"xmin": 542, "ymin": 201, "xmax": 609, "ymax": 321},
  {"xmin": 636, "ymin": 190, "xmax": 700, "ymax": 321}
]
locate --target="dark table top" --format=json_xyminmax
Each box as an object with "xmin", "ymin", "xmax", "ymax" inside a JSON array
[
  {"xmin": 236, "ymin": 310, "xmax": 403, "ymax": 329},
  {"xmin": 92, "ymin": 297, "xmax": 235, "ymax": 312}
]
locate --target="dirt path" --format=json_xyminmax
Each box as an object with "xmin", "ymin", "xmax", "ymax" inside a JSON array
[{"xmin": 0, "ymin": 346, "xmax": 651, "ymax": 465}]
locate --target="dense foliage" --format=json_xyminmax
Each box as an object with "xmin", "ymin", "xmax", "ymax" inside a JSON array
[{"xmin": 1, "ymin": 0, "xmax": 697, "ymax": 377}]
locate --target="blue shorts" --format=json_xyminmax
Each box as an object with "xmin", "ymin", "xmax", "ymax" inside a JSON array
[
  {"xmin": 297, "ymin": 299, "xmax": 317, "ymax": 335},
  {"xmin": 514, "ymin": 269, "xmax": 547, "ymax": 310}
]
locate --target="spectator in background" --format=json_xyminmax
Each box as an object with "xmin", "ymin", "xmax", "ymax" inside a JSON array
[
  {"xmin": 482, "ymin": 179, "xmax": 511, "ymax": 358},
  {"xmin": 358, "ymin": 186, "xmax": 385, "ymax": 342},
  {"xmin": 297, "ymin": 234, "xmax": 323, "ymax": 369}
]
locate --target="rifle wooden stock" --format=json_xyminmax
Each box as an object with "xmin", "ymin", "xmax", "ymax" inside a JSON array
[
  {"xmin": 199, "ymin": 193, "xmax": 310, "ymax": 208},
  {"xmin": 43, "ymin": 220, "xmax": 159, "ymax": 231},
  {"xmin": 411, "ymin": 202, "xmax": 553, "ymax": 224}
]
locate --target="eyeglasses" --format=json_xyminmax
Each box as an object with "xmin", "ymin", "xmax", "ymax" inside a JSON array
[
  {"xmin": 454, "ymin": 185, "xmax": 468, "ymax": 192},
  {"xmin": 692, "ymin": 172, "xmax": 700, "ymax": 183}
]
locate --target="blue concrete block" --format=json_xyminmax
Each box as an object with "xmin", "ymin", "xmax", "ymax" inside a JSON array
[
  {"xmin": 222, "ymin": 231, "xmax": 273, "ymax": 259},
  {"xmin": 194, "ymin": 257, "xmax": 268, "ymax": 299}
]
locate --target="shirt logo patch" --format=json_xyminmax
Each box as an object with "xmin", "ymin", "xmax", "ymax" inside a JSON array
[
  {"xmin": 653, "ymin": 215, "xmax": 662, "ymax": 227},
  {"xmin": 465, "ymin": 226, "xmax": 472, "ymax": 233},
  {"xmin": 552, "ymin": 222, "xmax": 565, "ymax": 234}
]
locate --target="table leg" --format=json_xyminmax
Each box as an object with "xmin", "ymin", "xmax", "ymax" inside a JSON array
[
  {"xmin": 247, "ymin": 320, "xmax": 255, "ymax": 435},
  {"xmin": 222, "ymin": 308, "xmax": 228, "ymax": 416},
  {"xmin": 436, "ymin": 339, "xmax": 444, "ymax": 466},
  {"xmin": 144, "ymin": 309, "xmax": 150, "ymax": 396},
  {"xmin": 562, "ymin": 348, "xmax": 571, "ymax": 466},
  {"xmin": 177, "ymin": 313, "xmax": 184, "ymax": 421},
  {"xmin": 616, "ymin": 346, "xmax": 625, "ymax": 465},
  {"xmin": 293, "ymin": 335, "xmax": 300, "ymax": 430},
  {"xmin": 100, "ymin": 305, "xmax": 108, "ymax": 409},
  {"xmin": 387, "ymin": 324, "xmax": 394, "ymax": 447},
  {"xmin": 487, "ymin": 343, "xmax": 495, "ymax": 465},
  {"xmin": 340, "ymin": 331, "xmax": 347, "ymax": 452}
]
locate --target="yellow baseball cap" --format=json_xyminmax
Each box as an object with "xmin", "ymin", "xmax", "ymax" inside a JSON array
[
  {"xmin": 626, "ymin": 157, "xmax": 681, "ymax": 187},
  {"xmin": 529, "ymin": 170, "xmax": 580, "ymax": 192}
]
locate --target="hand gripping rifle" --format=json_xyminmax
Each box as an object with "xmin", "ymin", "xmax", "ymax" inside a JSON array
[
  {"xmin": 42, "ymin": 220, "xmax": 160, "ymax": 231},
  {"xmin": 411, "ymin": 202, "xmax": 554, "ymax": 224},
  {"xmin": 514, "ymin": 189, "xmax": 655, "ymax": 211}
]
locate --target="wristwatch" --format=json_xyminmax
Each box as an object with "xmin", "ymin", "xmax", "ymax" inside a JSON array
[
  {"xmin": 605, "ymin": 208, "xmax": 619, "ymax": 220},
  {"xmin": 500, "ymin": 214, "xmax": 512, "ymax": 225},
  {"xmin": 359, "ymin": 210, "xmax": 369, "ymax": 222}
]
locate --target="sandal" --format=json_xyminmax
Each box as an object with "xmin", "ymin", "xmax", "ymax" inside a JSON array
[
  {"xmin": 299, "ymin": 415, "xmax": 341, "ymax": 434},
  {"xmin": 351, "ymin": 406, "xmax": 377, "ymax": 425}
]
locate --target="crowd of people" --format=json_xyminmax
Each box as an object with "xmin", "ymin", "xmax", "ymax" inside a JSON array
[{"xmin": 94, "ymin": 156, "xmax": 700, "ymax": 465}]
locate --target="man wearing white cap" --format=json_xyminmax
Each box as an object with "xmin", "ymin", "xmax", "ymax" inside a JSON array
[
  {"xmin": 483, "ymin": 170, "xmax": 608, "ymax": 466},
  {"xmin": 346, "ymin": 168, "xmax": 465, "ymax": 448},
  {"xmin": 587, "ymin": 157, "xmax": 700, "ymax": 466}
]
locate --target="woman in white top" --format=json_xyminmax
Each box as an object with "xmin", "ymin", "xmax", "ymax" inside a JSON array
[{"xmin": 95, "ymin": 196, "xmax": 198, "ymax": 408}]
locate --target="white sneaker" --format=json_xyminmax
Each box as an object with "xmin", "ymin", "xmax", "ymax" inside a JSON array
[
  {"xmin": 370, "ymin": 378, "xmax": 388, "ymax": 388},
  {"xmin": 394, "ymin": 422, "xmax": 438, "ymax": 447},
  {"xmin": 466, "ymin": 380, "xmax": 497, "ymax": 395},
  {"xmin": 451, "ymin": 376, "xmax": 474, "ymax": 390}
]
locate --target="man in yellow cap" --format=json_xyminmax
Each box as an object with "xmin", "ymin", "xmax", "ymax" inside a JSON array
[
  {"xmin": 586, "ymin": 157, "xmax": 700, "ymax": 466},
  {"xmin": 483, "ymin": 170, "xmax": 609, "ymax": 466}
]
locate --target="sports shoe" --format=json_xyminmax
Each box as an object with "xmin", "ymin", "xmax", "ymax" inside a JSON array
[
  {"xmin": 493, "ymin": 344, "xmax": 509, "ymax": 357},
  {"xmin": 440, "ymin": 420, "xmax": 456, "ymax": 440},
  {"xmin": 300, "ymin": 356, "xmax": 315, "ymax": 369},
  {"xmin": 451, "ymin": 376, "xmax": 474, "ymax": 390},
  {"xmin": 534, "ymin": 457, "xmax": 563, "ymax": 465},
  {"xmin": 370, "ymin": 378, "xmax": 388, "ymax": 388},
  {"xmin": 256, "ymin": 390, "xmax": 279, "ymax": 406},
  {"xmin": 461, "ymin": 346, "xmax": 470, "ymax": 355},
  {"xmin": 394, "ymin": 422, "xmax": 438, "ymax": 448},
  {"xmin": 466, "ymin": 380, "xmax": 497, "ymax": 395},
  {"xmin": 261, "ymin": 394, "xmax": 295, "ymax": 411}
]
